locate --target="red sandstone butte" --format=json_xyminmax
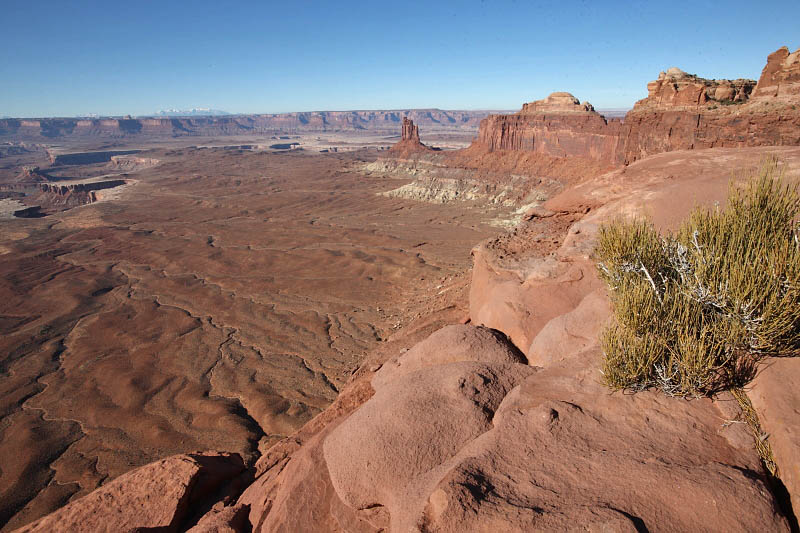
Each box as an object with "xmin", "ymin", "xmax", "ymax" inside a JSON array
[
  {"xmin": 475, "ymin": 91, "xmax": 623, "ymax": 165},
  {"xmin": 388, "ymin": 117, "xmax": 433, "ymax": 156}
]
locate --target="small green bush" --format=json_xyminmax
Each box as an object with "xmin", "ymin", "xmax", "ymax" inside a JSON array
[{"xmin": 596, "ymin": 157, "xmax": 800, "ymax": 397}]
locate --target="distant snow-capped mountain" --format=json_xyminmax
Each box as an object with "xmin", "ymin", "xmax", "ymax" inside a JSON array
[{"xmin": 153, "ymin": 108, "xmax": 231, "ymax": 117}]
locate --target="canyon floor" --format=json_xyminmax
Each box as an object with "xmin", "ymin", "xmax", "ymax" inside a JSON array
[{"xmin": 0, "ymin": 145, "xmax": 508, "ymax": 530}]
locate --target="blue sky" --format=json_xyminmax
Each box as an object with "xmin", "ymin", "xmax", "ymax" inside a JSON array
[{"xmin": 1, "ymin": 0, "xmax": 798, "ymax": 117}]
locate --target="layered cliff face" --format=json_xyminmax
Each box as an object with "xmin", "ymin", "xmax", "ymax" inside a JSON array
[
  {"xmin": 469, "ymin": 46, "xmax": 800, "ymax": 167},
  {"xmin": 619, "ymin": 106, "xmax": 800, "ymax": 163},
  {"xmin": 34, "ymin": 180, "xmax": 127, "ymax": 210},
  {"xmin": 475, "ymin": 92, "xmax": 623, "ymax": 164}
]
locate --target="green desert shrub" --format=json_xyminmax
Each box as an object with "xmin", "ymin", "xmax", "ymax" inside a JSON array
[{"xmin": 596, "ymin": 157, "xmax": 800, "ymax": 397}]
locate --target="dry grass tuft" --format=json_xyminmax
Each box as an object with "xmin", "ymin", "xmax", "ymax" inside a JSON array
[
  {"xmin": 596, "ymin": 157, "xmax": 800, "ymax": 397},
  {"xmin": 731, "ymin": 388, "xmax": 778, "ymax": 475}
]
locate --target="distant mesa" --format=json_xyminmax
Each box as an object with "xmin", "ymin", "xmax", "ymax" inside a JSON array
[
  {"xmin": 35, "ymin": 179, "xmax": 127, "ymax": 211},
  {"xmin": 0, "ymin": 110, "xmax": 493, "ymax": 140},
  {"xmin": 153, "ymin": 108, "xmax": 231, "ymax": 117},
  {"xmin": 50, "ymin": 149, "xmax": 142, "ymax": 166}
]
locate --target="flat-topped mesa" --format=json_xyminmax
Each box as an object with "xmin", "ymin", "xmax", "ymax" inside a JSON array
[
  {"xmin": 39, "ymin": 180, "xmax": 126, "ymax": 196},
  {"xmin": 752, "ymin": 46, "xmax": 800, "ymax": 101},
  {"xmin": 520, "ymin": 92, "xmax": 597, "ymax": 114},
  {"xmin": 632, "ymin": 68, "xmax": 756, "ymax": 111},
  {"xmin": 389, "ymin": 117, "xmax": 433, "ymax": 156},
  {"xmin": 473, "ymin": 92, "xmax": 622, "ymax": 163}
]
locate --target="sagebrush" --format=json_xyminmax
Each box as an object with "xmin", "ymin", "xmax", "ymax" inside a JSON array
[{"xmin": 596, "ymin": 157, "xmax": 800, "ymax": 397}]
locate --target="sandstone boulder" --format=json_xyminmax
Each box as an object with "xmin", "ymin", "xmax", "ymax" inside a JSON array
[
  {"xmin": 187, "ymin": 504, "xmax": 250, "ymax": 533},
  {"xmin": 415, "ymin": 360, "xmax": 788, "ymax": 532},
  {"xmin": 527, "ymin": 288, "xmax": 608, "ymax": 365},
  {"xmin": 372, "ymin": 324, "xmax": 526, "ymax": 388},
  {"xmin": 324, "ymin": 361, "xmax": 537, "ymax": 531},
  {"xmin": 321, "ymin": 335, "xmax": 788, "ymax": 532}
]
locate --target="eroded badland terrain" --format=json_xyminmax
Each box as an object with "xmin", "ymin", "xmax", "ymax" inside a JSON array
[{"xmin": 2, "ymin": 45, "xmax": 800, "ymax": 532}]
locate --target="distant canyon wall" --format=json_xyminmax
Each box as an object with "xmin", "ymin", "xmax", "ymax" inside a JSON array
[
  {"xmin": 35, "ymin": 179, "xmax": 127, "ymax": 209},
  {"xmin": 0, "ymin": 110, "xmax": 494, "ymax": 139},
  {"xmin": 470, "ymin": 46, "xmax": 800, "ymax": 166}
]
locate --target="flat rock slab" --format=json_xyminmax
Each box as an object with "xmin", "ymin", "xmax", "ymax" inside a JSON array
[{"xmin": 15, "ymin": 452, "xmax": 244, "ymax": 533}]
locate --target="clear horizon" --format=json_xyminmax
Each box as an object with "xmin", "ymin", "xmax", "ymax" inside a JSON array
[{"xmin": 2, "ymin": 0, "xmax": 798, "ymax": 118}]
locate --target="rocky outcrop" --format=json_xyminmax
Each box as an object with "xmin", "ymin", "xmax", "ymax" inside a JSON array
[
  {"xmin": 632, "ymin": 67, "xmax": 755, "ymax": 110},
  {"xmin": 106, "ymin": 155, "xmax": 159, "ymax": 171},
  {"xmin": 752, "ymin": 46, "xmax": 800, "ymax": 100},
  {"xmin": 467, "ymin": 47, "xmax": 800, "ymax": 167},
  {"xmin": 15, "ymin": 166, "xmax": 51, "ymax": 183},
  {"xmin": 15, "ymin": 453, "xmax": 247, "ymax": 533},
  {"xmin": 401, "ymin": 116, "xmax": 421, "ymax": 143}
]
